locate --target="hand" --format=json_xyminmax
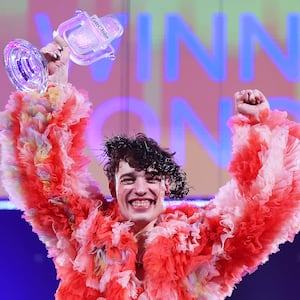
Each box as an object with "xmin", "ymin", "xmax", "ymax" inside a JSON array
[
  {"xmin": 234, "ymin": 89, "xmax": 270, "ymax": 121},
  {"xmin": 40, "ymin": 35, "xmax": 70, "ymax": 85}
]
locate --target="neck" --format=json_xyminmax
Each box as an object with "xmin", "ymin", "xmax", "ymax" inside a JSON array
[
  {"xmin": 133, "ymin": 218, "xmax": 157, "ymax": 236},
  {"xmin": 134, "ymin": 221, "xmax": 155, "ymax": 281}
]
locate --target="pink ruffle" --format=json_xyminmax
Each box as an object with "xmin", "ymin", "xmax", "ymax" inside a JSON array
[{"xmin": 2, "ymin": 86, "xmax": 300, "ymax": 300}]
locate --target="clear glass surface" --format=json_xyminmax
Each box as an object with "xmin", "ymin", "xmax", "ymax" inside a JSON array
[
  {"xmin": 57, "ymin": 11, "xmax": 124, "ymax": 65},
  {"xmin": 3, "ymin": 39, "xmax": 48, "ymax": 93},
  {"xmin": 3, "ymin": 11, "xmax": 124, "ymax": 92}
]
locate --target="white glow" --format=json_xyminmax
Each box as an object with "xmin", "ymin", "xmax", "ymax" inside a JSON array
[
  {"xmin": 0, "ymin": 201, "xmax": 16, "ymax": 210},
  {"xmin": 165, "ymin": 200, "xmax": 209, "ymax": 207},
  {"xmin": 0, "ymin": 198, "xmax": 211, "ymax": 210}
]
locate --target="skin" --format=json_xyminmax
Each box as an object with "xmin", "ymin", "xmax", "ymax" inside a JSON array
[
  {"xmin": 110, "ymin": 90, "xmax": 269, "ymax": 234},
  {"xmin": 40, "ymin": 35, "xmax": 70, "ymax": 85},
  {"xmin": 113, "ymin": 161, "xmax": 170, "ymax": 280},
  {"xmin": 42, "ymin": 38, "xmax": 271, "ymax": 279},
  {"xmin": 234, "ymin": 89, "xmax": 270, "ymax": 120},
  {"xmin": 114, "ymin": 161, "xmax": 169, "ymax": 234}
]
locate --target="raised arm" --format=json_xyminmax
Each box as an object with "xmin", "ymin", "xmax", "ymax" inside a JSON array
[
  {"xmin": 197, "ymin": 89, "xmax": 300, "ymax": 298},
  {"xmin": 0, "ymin": 39, "xmax": 105, "ymax": 259}
]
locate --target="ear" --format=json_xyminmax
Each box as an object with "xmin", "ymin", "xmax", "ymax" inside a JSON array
[{"xmin": 109, "ymin": 181, "xmax": 116, "ymax": 198}]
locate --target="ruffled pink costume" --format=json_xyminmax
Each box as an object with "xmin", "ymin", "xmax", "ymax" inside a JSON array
[{"xmin": 1, "ymin": 84, "xmax": 300, "ymax": 300}]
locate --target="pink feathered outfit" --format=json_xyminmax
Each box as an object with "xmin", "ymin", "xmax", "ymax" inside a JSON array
[{"xmin": 1, "ymin": 84, "xmax": 300, "ymax": 300}]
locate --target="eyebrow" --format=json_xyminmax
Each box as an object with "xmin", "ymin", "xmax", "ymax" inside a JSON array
[
  {"xmin": 145, "ymin": 170, "xmax": 160, "ymax": 176},
  {"xmin": 119, "ymin": 172, "xmax": 135, "ymax": 178},
  {"xmin": 119, "ymin": 169, "xmax": 144, "ymax": 180},
  {"xmin": 119, "ymin": 169, "xmax": 160, "ymax": 178}
]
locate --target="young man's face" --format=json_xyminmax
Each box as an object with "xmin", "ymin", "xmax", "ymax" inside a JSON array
[{"xmin": 114, "ymin": 160, "xmax": 168, "ymax": 228}]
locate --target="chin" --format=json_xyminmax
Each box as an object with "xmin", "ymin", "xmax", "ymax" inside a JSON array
[
  {"xmin": 119, "ymin": 205, "xmax": 164, "ymax": 225},
  {"xmin": 130, "ymin": 212, "xmax": 160, "ymax": 224},
  {"xmin": 131, "ymin": 215, "xmax": 154, "ymax": 223},
  {"xmin": 131, "ymin": 217, "xmax": 157, "ymax": 231}
]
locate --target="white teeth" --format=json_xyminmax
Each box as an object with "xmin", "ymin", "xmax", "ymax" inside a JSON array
[{"xmin": 130, "ymin": 200, "xmax": 151, "ymax": 207}]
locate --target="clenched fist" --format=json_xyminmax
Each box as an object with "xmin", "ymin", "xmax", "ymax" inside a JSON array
[{"xmin": 234, "ymin": 89, "xmax": 270, "ymax": 121}]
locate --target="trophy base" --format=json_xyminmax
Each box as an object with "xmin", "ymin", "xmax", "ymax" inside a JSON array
[{"xmin": 4, "ymin": 39, "xmax": 48, "ymax": 93}]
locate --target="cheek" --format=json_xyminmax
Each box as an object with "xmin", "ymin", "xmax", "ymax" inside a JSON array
[
  {"xmin": 149, "ymin": 184, "xmax": 167, "ymax": 204},
  {"xmin": 116, "ymin": 185, "xmax": 130, "ymax": 203},
  {"xmin": 116, "ymin": 187, "xmax": 129, "ymax": 215},
  {"xmin": 157, "ymin": 182, "xmax": 168, "ymax": 197}
]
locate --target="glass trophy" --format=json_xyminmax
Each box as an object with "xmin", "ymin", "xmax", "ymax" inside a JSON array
[{"xmin": 3, "ymin": 10, "xmax": 124, "ymax": 93}]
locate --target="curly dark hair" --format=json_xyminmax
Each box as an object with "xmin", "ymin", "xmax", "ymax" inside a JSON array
[{"xmin": 103, "ymin": 133, "xmax": 189, "ymax": 199}]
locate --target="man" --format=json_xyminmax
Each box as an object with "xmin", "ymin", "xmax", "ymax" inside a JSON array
[{"xmin": 1, "ymin": 39, "xmax": 300, "ymax": 300}]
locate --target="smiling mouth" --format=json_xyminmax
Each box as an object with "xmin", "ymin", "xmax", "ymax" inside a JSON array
[{"xmin": 128, "ymin": 199, "xmax": 156, "ymax": 208}]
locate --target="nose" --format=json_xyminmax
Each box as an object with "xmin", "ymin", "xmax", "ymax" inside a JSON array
[{"xmin": 133, "ymin": 177, "xmax": 147, "ymax": 195}]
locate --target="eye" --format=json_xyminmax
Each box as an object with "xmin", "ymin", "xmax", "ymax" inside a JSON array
[
  {"xmin": 120, "ymin": 177, "xmax": 135, "ymax": 185},
  {"xmin": 146, "ymin": 174, "xmax": 162, "ymax": 183}
]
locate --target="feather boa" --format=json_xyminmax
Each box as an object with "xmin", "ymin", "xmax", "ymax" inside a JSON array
[{"xmin": 1, "ymin": 86, "xmax": 300, "ymax": 300}]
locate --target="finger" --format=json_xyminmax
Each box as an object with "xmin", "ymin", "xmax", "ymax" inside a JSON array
[
  {"xmin": 233, "ymin": 91, "xmax": 241, "ymax": 100},
  {"xmin": 242, "ymin": 90, "xmax": 252, "ymax": 103},
  {"xmin": 43, "ymin": 50, "xmax": 61, "ymax": 61},
  {"xmin": 252, "ymin": 89, "xmax": 262, "ymax": 104},
  {"xmin": 255, "ymin": 89, "xmax": 266, "ymax": 100},
  {"xmin": 247, "ymin": 90, "xmax": 256, "ymax": 104},
  {"xmin": 41, "ymin": 42, "xmax": 63, "ymax": 59},
  {"xmin": 53, "ymin": 31, "xmax": 68, "ymax": 49},
  {"xmin": 234, "ymin": 90, "xmax": 246, "ymax": 101},
  {"xmin": 244, "ymin": 90, "xmax": 260, "ymax": 105}
]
